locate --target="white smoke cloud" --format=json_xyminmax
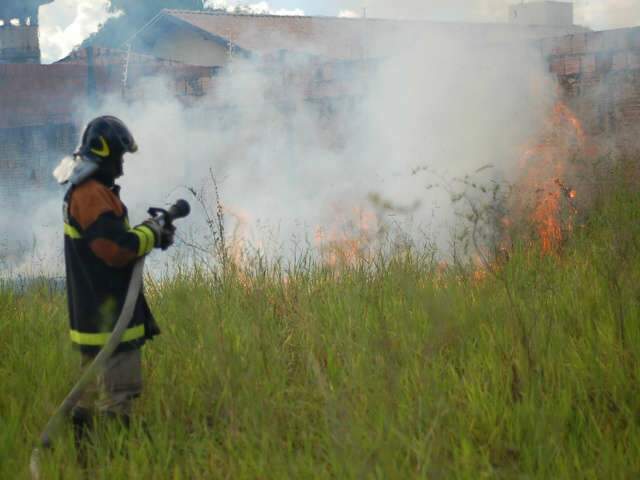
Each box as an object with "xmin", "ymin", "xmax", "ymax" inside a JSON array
[
  {"xmin": 39, "ymin": 0, "xmax": 118, "ymax": 63},
  {"xmin": 204, "ymin": 0, "xmax": 304, "ymax": 16},
  {"xmin": 578, "ymin": 0, "xmax": 640, "ymax": 29},
  {"xmin": 2, "ymin": 24, "xmax": 556, "ymax": 277},
  {"xmin": 7, "ymin": 0, "xmax": 636, "ymax": 276}
]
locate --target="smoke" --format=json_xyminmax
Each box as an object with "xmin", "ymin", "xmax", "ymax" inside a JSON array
[
  {"xmin": 2, "ymin": 8, "xmax": 559, "ymax": 277},
  {"xmin": 39, "ymin": 0, "xmax": 119, "ymax": 63},
  {"xmin": 109, "ymin": 35, "xmax": 550, "ymax": 267},
  {"xmin": 579, "ymin": 0, "xmax": 640, "ymax": 29},
  {"xmin": 0, "ymin": 192, "xmax": 64, "ymax": 277}
]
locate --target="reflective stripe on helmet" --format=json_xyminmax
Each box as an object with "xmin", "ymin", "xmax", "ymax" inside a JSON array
[
  {"xmin": 90, "ymin": 136, "xmax": 111, "ymax": 158},
  {"xmin": 70, "ymin": 324, "xmax": 145, "ymax": 346}
]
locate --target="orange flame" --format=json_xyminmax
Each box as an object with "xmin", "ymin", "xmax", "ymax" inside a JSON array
[
  {"xmin": 315, "ymin": 206, "xmax": 377, "ymax": 268},
  {"xmin": 512, "ymin": 101, "xmax": 591, "ymax": 254}
]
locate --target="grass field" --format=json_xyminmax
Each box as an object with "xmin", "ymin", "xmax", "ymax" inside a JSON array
[{"xmin": 1, "ymin": 170, "xmax": 639, "ymax": 479}]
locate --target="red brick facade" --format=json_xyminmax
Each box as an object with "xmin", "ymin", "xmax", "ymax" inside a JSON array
[{"xmin": 544, "ymin": 27, "xmax": 640, "ymax": 156}]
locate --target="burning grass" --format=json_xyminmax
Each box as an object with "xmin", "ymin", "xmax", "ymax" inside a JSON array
[
  {"xmin": 1, "ymin": 160, "xmax": 640, "ymax": 478},
  {"xmin": 502, "ymin": 101, "xmax": 590, "ymax": 255}
]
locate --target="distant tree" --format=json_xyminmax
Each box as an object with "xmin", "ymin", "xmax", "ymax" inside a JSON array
[{"xmin": 82, "ymin": 0, "xmax": 205, "ymax": 49}]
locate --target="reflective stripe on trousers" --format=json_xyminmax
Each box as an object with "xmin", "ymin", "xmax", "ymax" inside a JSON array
[{"xmin": 70, "ymin": 324, "xmax": 145, "ymax": 347}]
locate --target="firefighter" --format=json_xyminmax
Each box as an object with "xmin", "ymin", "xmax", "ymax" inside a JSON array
[{"xmin": 56, "ymin": 116, "xmax": 174, "ymax": 444}]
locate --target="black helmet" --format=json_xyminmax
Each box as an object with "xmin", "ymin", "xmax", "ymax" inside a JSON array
[{"xmin": 76, "ymin": 115, "xmax": 138, "ymax": 180}]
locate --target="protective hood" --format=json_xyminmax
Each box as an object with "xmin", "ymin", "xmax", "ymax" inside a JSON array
[{"xmin": 53, "ymin": 155, "xmax": 100, "ymax": 186}]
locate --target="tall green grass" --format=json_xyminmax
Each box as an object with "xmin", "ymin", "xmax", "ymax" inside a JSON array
[{"xmin": 1, "ymin": 171, "xmax": 639, "ymax": 479}]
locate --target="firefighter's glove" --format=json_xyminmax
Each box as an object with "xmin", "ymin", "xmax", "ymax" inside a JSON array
[{"xmin": 142, "ymin": 219, "xmax": 176, "ymax": 251}]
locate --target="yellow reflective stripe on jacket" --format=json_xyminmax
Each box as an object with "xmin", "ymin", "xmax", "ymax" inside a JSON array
[
  {"xmin": 66, "ymin": 220, "xmax": 155, "ymax": 256},
  {"xmin": 70, "ymin": 324, "xmax": 145, "ymax": 346},
  {"xmin": 64, "ymin": 223, "xmax": 83, "ymax": 239},
  {"xmin": 131, "ymin": 225, "xmax": 155, "ymax": 257}
]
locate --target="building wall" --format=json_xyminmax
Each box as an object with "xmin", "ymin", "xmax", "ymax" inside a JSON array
[
  {"xmin": 0, "ymin": 123, "xmax": 76, "ymax": 198},
  {"xmin": 542, "ymin": 27, "xmax": 640, "ymax": 156},
  {"xmin": 1, "ymin": 27, "xmax": 639, "ymax": 202},
  {"xmin": 0, "ymin": 25, "xmax": 40, "ymax": 63},
  {"xmin": 509, "ymin": 2, "xmax": 573, "ymax": 27},
  {"xmin": 0, "ymin": 58, "xmax": 214, "ymax": 200},
  {"xmin": 0, "ymin": 64, "xmax": 92, "ymax": 128},
  {"xmin": 0, "ymin": 64, "xmax": 86, "ymax": 199},
  {"xmin": 149, "ymin": 30, "xmax": 229, "ymax": 67}
]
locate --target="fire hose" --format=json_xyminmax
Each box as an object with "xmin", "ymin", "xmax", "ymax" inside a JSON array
[{"xmin": 30, "ymin": 199, "xmax": 191, "ymax": 480}]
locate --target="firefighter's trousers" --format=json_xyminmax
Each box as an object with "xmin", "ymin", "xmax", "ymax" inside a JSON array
[{"xmin": 74, "ymin": 349, "xmax": 143, "ymax": 417}]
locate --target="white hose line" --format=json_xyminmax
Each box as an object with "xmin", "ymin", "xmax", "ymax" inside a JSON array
[{"xmin": 30, "ymin": 259, "xmax": 145, "ymax": 480}]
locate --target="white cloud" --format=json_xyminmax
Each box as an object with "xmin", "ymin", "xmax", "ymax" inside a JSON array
[
  {"xmin": 39, "ymin": 0, "xmax": 118, "ymax": 63},
  {"xmin": 205, "ymin": 0, "xmax": 304, "ymax": 16}
]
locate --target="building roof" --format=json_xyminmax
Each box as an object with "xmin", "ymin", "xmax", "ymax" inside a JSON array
[
  {"xmin": 133, "ymin": 10, "xmax": 402, "ymax": 60},
  {"xmin": 131, "ymin": 9, "xmax": 588, "ymax": 62}
]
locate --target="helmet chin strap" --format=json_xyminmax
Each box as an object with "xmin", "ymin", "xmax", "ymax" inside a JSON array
[{"xmin": 93, "ymin": 156, "xmax": 124, "ymax": 185}]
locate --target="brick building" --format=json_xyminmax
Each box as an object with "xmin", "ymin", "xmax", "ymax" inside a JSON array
[
  {"xmin": 0, "ymin": 3, "xmax": 639, "ymax": 202},
  {"xmin": 542, "ymin": 27, "xmax": 640, "ymax": 156}
]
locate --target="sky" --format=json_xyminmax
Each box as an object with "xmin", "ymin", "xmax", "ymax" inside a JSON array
[{"xmin": 35, "ymin": 0, "xmax": 640, "ymax": 63}]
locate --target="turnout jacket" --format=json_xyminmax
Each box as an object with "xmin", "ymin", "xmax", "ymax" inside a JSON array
[{"xmin": 63, "ymin": 178, "xmax": 160, "ymax": 355}]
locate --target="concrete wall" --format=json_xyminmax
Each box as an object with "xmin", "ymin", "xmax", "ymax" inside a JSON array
[
  {"xmin": 0, "ymin": 25, "xmax": 40, "ymax": 63},
  {"xmin": 542, "ymin": 27, "xmax": 640, "ymax": 156}
]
